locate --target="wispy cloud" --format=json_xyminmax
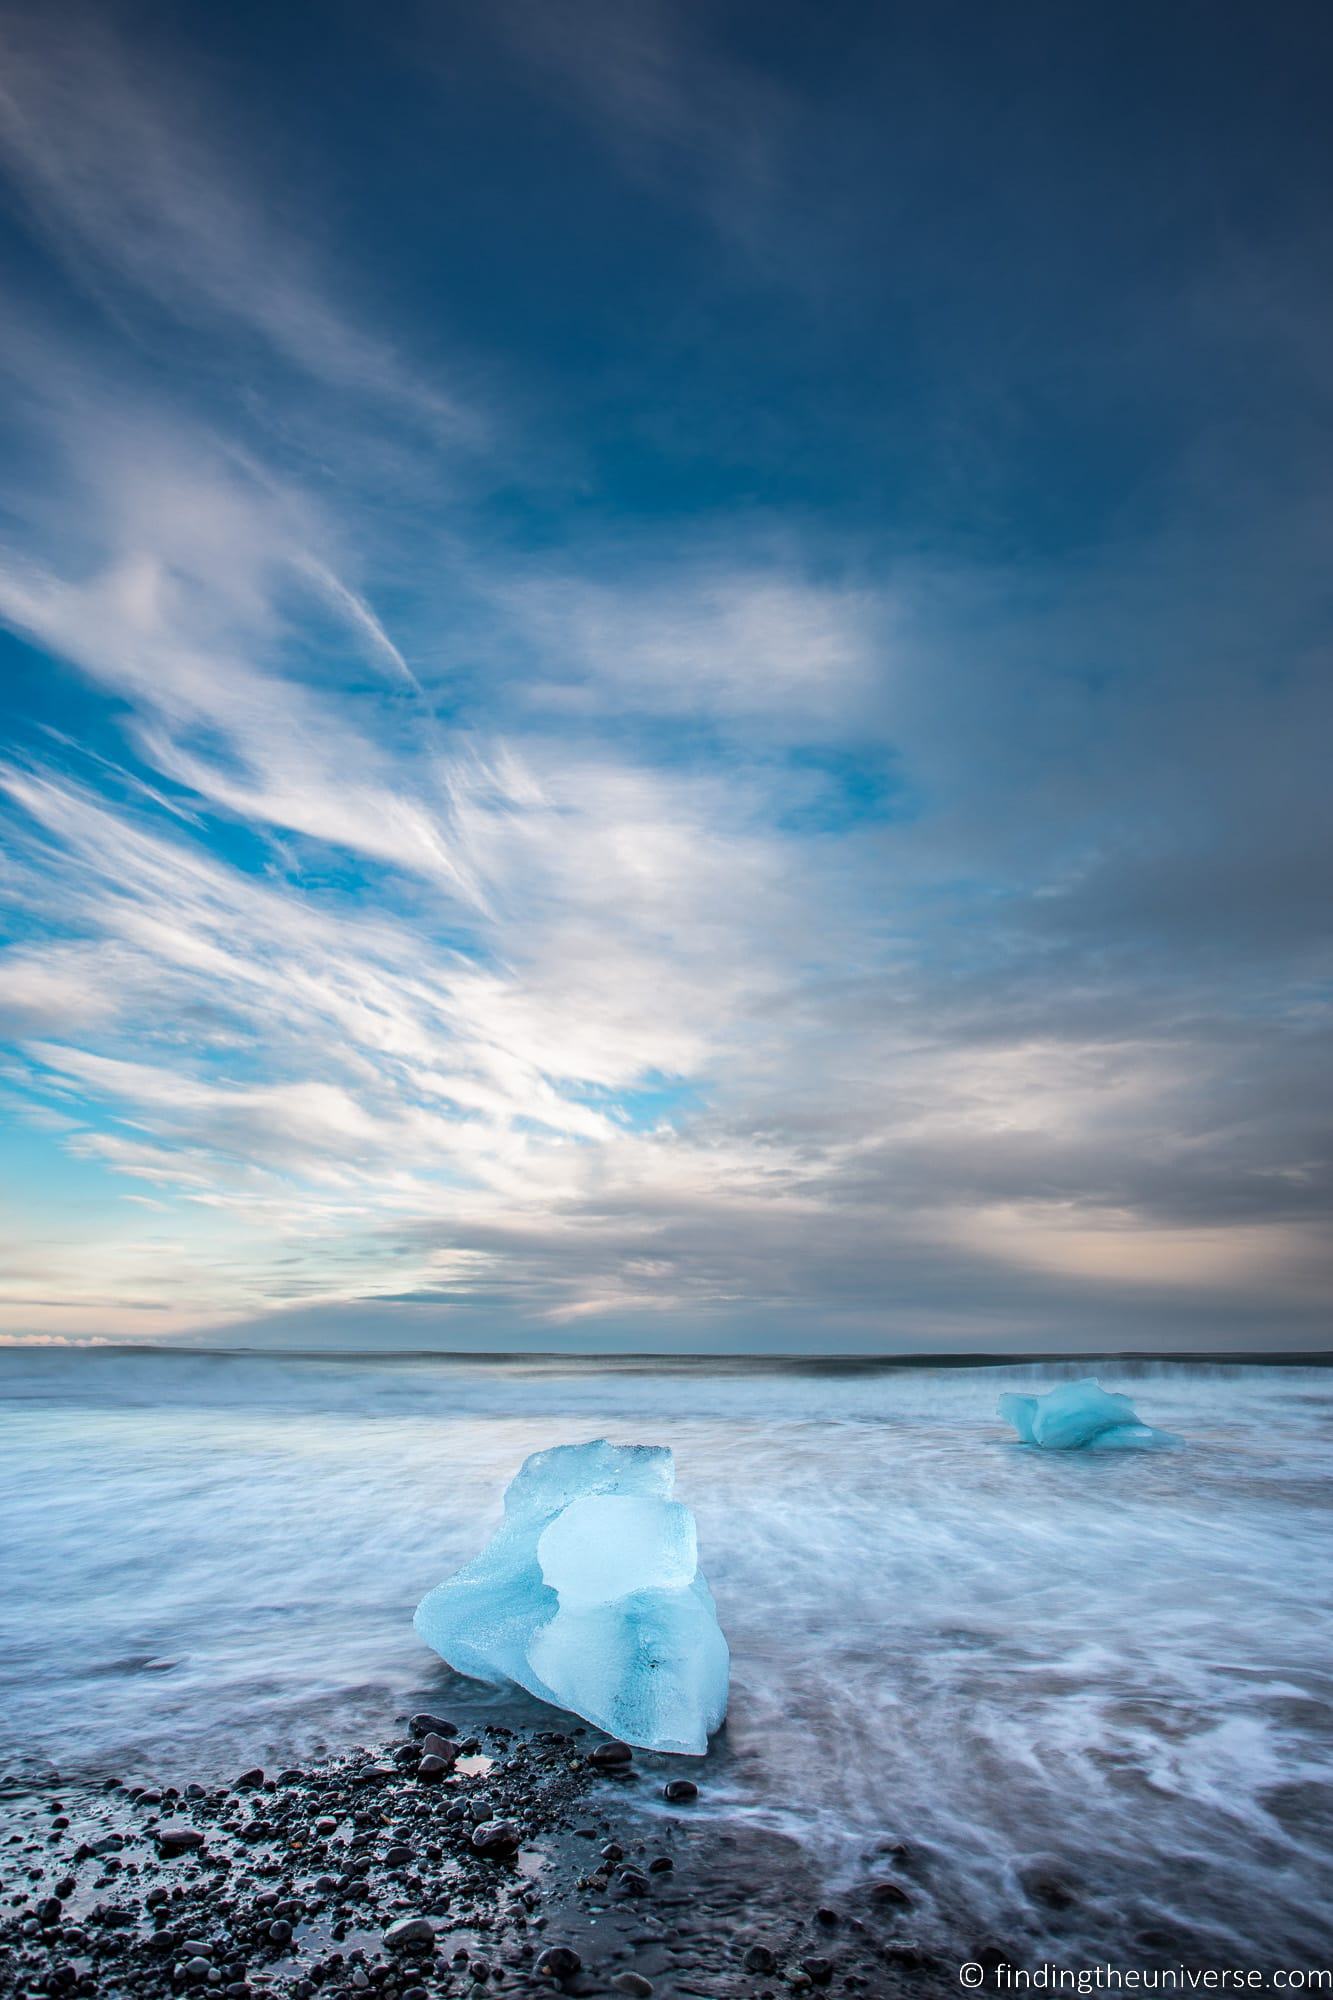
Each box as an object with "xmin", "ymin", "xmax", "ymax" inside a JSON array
[
  {"xmin": 0, "ymin": 0, "xmax": 1328, "ymax": 1349},
  {"xmin": 0, "ymin": 5, "xmax": 472, "ymax": 438}
]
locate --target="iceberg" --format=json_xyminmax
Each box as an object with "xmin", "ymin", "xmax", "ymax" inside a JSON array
[
  {"xmin": 998, "ymin": 1377, "xmax": 1175, "ymax": 1451},
  {"xmin": 414, "ymin": 1439, "xmax": 728, "ymax": 1755}
]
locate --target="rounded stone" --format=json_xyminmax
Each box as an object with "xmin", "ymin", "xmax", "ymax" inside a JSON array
[
  {"xmin": 470, "ymin": 1819, "xmax": 521, "ymax": 1857},
  {"xmin": 535, "ymin": 1944, "xmax": 582, "ymax": 1978},
  {"xmin": 384, "ymin": 1916, "xmax": 436, "ymax": 1950}
]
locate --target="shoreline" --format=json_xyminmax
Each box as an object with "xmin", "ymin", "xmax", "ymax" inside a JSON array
[{"xmin": 0, "ymin": 1708, "xmax": 937, "ymax": 2000}]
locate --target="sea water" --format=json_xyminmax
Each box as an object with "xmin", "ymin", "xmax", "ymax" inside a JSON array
[{"xmin": 2, "ymin": 1349, "xmax": 1331, "ymax": 1961}]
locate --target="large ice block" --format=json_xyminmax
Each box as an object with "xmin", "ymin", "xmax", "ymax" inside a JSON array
[
  {"xmin": 999, "ymin": 1377, "xmax": 1174, "ymax": 1450},
  {"xmin": 414, "ymin": 1440, "xmax": 728, "ymax": 1754}
]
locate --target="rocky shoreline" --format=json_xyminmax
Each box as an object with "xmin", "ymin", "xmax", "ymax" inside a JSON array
[{"xmin": 0, "ymin": 1710, "xmax": 952, "ymax": 2000}]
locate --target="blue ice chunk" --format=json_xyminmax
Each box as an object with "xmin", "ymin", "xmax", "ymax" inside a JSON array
[
  {"xmin": 414, "ymin": 1440, "xmax": 728, "ymax": 1754},
  {"xmin": 998, "ymin": 1378, "xmax": 1175, "ymax": 1451}
]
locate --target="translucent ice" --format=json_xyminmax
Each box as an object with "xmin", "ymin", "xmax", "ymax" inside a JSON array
[
  {"xmin": 413, "ymin": 1440, "xmax": 728, "ymax": 1754},
  {"xmin": 999, "ymin": 1377, "xmax": 1175, "ymax": 1451}
]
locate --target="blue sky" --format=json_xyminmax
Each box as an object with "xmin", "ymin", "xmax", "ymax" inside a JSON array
[{"xmin": 0, "ymin": 0, "xmax": 1329, "ymax": 1350}]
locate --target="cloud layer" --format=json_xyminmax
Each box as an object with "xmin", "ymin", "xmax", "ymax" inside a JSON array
[{"xmin": 0, "ymin": 0, "xmax": 1329, "ymax": 1348}]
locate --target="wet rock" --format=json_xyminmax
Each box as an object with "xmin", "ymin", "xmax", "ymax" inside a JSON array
[
  {"xmin": 867, "ymin": 1879, "xmax": 912, "ymax": 1907},
  {"xmin": 1022, "ymin": 1867, "xmax": 1078, "ymax": 1910},
  {"xmin": 267, "ymin": 1918, "xmax": 293, "ymax": 1946},
  {"xmin": 471, "ymin": 1819, "xmax": 521, "ymax": 1857},
  {"xmin": 416, "ymin": 1755, "xmax": 450, "ymax": 1781},
  {"xmin": 409, "ymin": 1713, "xmax": 458, "ymax": 1737},
  {"xmin": 157, "ymin": 1823, "xmax": 206, "ymax": 1856},
  {"xmin": 384, "ymin": 1916, "xmax": 437, "ymax": 1950},
  {"xmin": 744, "ymin": 1943, "xmax": 778, "ymax": 1974},
  {"xmin": 535, "ymin": 1943, "xmax": 582, "ymax": 1978},
  {"xmin": 612, "ymin": 1976, "xmax": 654, "ymax": 1997},
  {"xmin": 234, "ymin": 1769, "xmax": 264, "ymax": 1790},
  {"xmin": 589, "ymin": 1740, "xmax": 633, "ymax": 1768},
  {"xmin": 419, "ymin": 1732, "xmax": 457, "ymax": 1762},
  {"xmin": 614, "ymin": 1866, "xmax": 650, "ymax": 1896},
  {"xmin": 662, "ymin": 1778, "xmax": 697, "ymax": 1803}
]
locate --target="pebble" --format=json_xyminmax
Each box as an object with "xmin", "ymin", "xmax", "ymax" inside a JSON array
[
  {"xmin": 663, "ymin": 1779, "xmax": 698, "ymax": 1803},
  {"xmin": 588, "ymin": 1740, "xmax": 633, "ymax": 1768},
  {"xmin": 419, "ymin": 1732, "xmax": 457, "ymax": 1761},
  {"xmin": 383, "ymin": 1916, "xmax": 436, "ymax": 1950},
  {"xmin": 534, "ymin": 1943, "xmax": 582, "ymax": 1977},
  {"xmin": 471, "ymin": 1819, "xmax": 521, "ymax": 1857},
  {"xmin": 745, "ymin": 1943, "xmax": 778, "ymax": 1974},
  {"xmin": 409, "ymin": 1713, "xmax": 458, "ymax": 1738},
  {"xmin": 416, "ymin": 1754, "xmax": 450, "ymax": 1781},
  {"xmin": 612, "ymin": 1976, "xmax": 654, "ymax": 1997},
  {"xmin": 157, "ymin": 1823, "xmax": 206, "ymax": 1855},
  {"xmin": 233, "ymin": 1768, "xmax": 265, "ymax": 1790},
  {"xmin": 614, "ymin": 1866, "xmax": 650, "ymax": 1897}
]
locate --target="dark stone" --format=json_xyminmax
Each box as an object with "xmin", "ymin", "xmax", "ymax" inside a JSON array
[
  {"xmin": 816, "ymin": 1907, "xmax": 838, "ymax": 1926},
  {"xmin": 382, "ymin": 1844, "xmax": 413, "ymax": 1867},
  {"xmin": 744, "ymin": 1944, "xmax": 778, "ymax": 1974},
  {"xmin": 234, "ymin": 1769, "xmax": 265, "ymax": 1790},
  {"xmin": 383, "ymin": 1917, "xmax": 436, "ymax": 1950},
  {"xmin": 614, "ymin": 1866, "xmax": 650, "ymax": 1897},
  {"xmin": 267, "ymin": 1919, "xmax": 293, "ymax": 1946},
  {"xmin": 157, "ymin": 1824, "xmax": 206, "ymax": 1856},
  {"xmin": 415, "ymin": 1755, "xmax": 450, "ymax": 1781},
  {"xmin": 662, "ymin": 1779, "xmax": 697, "ymax": 1803},
  {"xmin": 868, "ymin": 1879, "xmax": 912, "ymax": 1907},
  {"xmin": 588, "ymin": 1740, "xmax": 633, "ymax": 1768},
  {"xmin": 648, "ymin": 1854, "xmax": 674, "ymax": 1873},
  {"xmin": 1021, "ymin": 1868, "xmax": 1078, "ymax": 1910},
  {"xmin": 534, "ymin": 1944, "xmax": 582, "ymax": 1978},
  {"xmin": 470, "ymin": 1819, "xmax": 521, "ymax": 1858},
  {"xmin": 801, "ymin": 1960, "xmax": 834, "ymax": 1985},
  {"xmin": 418, "ymin": 1733, "xmax": 456, "ymax": 1762},
  {"xmin": 612, "ymin": 1976, "xmax": 654, "ymax": 1997}
]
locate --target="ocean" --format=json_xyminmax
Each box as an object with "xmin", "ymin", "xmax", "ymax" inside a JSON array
[{"xmin": 2, "ymin": 1348, "xmax": 1331, "ymax": 1963}]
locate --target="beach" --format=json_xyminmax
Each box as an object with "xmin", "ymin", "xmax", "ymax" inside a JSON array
[{"xmin": 3, "ymin": 1349, "xmax": 1332, "ymax": 1989}]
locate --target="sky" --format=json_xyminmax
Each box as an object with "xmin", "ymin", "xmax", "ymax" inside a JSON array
[{"xmin": 0, "ymin": 0, "xmax": 1329, "ymax": 1353}]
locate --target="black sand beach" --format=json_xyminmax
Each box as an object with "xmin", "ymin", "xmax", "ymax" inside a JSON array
[{"xmin": 0, "ymin": 1707, "xmax": 944, "ymax": 2000}]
